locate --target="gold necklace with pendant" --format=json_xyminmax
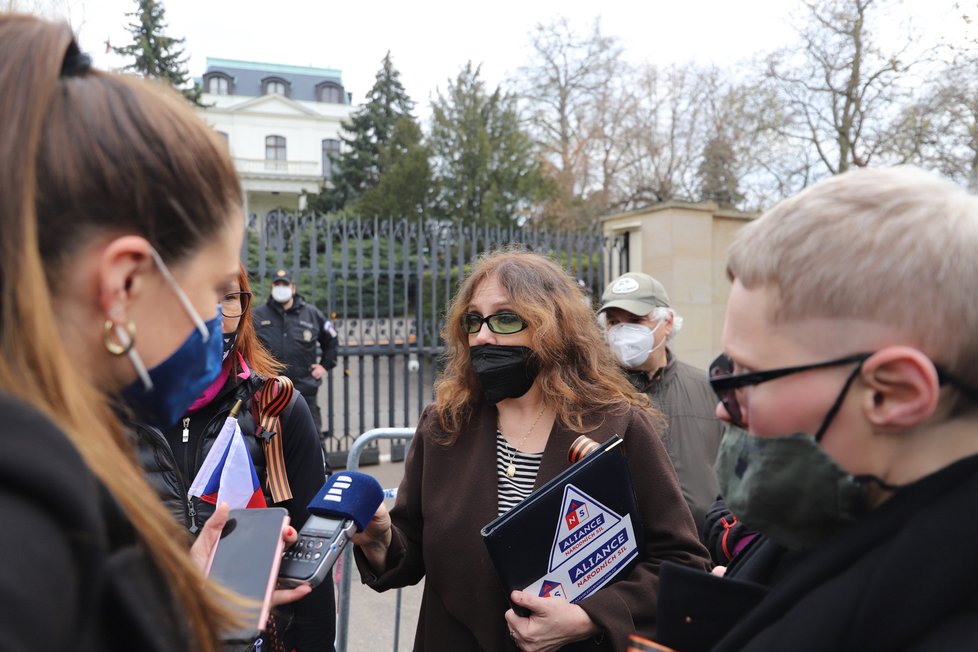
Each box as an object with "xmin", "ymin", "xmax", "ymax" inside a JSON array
[{"xmin": 501, "ymin": 405, "xmax": 547, "ymax": 479}]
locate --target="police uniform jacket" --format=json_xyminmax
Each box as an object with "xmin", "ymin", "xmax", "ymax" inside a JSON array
[
  {"xmin": 355, "ymin": 401, "xmax": 711, "ymax": 651},
  {"xmin": 253, "ymin": 294, "xmax": 338, "ymax": 397}
]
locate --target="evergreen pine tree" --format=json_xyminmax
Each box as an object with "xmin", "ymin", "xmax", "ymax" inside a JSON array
[
  {"xmin": 113, "ymin": 0, "xmax": 203, "ymax": 106},
  {"xmin": 310, "ymin": 52, "xmax": 420, "ymax": 214},
  {"xmin": 428, "ymin": 62, "xmax": 546, "ymax": 227},
  {"xmin": 358, "ymin": 117, "xmax": 432, "ymax": 219},
  {"xmin": 697, "ymin": 135, "xmax": 743, "ymax": 209}
]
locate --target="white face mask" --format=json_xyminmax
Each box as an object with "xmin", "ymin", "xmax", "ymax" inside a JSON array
[
  {"xmin": 271, "ymin": 285, "xmax": 293, "ymax": 304},
  {"xmin": 607, "ymin": 322, "xmax": 664, "ymax": 369}
]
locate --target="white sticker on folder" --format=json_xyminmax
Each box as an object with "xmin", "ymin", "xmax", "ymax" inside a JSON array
[{"xmin": 522, "ymin": 484, "xmax": 638, "ymax": 603}]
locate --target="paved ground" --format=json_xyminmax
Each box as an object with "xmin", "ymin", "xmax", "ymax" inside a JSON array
[{"xmin": 332, "ymin": 455, "xmax": 423, "ymax": 652}]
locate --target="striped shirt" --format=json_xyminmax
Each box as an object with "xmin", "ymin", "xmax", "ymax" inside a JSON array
[{"xmin": 496, "ymin": 431, "xmax": 543, "ymax": 515}]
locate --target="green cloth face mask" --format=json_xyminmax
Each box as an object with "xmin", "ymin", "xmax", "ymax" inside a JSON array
[
  {"xmin": 714, "ymin": 424, "xmax": 868, "ymax": 550},
  {"xmin": 713, "ymin": 360, "xmax": 894, "ymax": 550}
]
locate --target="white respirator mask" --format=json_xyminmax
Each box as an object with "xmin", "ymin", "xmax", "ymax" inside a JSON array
[
  {"xmin": 607, "ymin": 321, "xmax": 664, "ymax": 368},
  {"xmin": 271, "ymin": 285, "xmax": 293, "ymax": 304}
]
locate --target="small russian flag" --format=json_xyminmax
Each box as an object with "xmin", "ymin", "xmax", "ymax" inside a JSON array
[{"xmin": 188, "ymin": 414, "xmax": 266, "ymax": 510}]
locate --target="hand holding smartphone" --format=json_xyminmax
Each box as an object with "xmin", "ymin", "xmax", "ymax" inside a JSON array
[{"xmin": 205, "ymin": 507, "xmax": 290, "ymax": 643}]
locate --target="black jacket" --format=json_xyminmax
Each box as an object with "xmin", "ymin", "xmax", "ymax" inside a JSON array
[
  {"xmin": 701, "ymin": 498, "xmax": 755, "ymax": 565},
  {"xmin": 134, "ymin": 372, "xmax": 336, "ymax": 651},
  {"xmin": 253, "ymin": 294, "xmax": 338, "ymax": 396},
  {"xmin": 1, "ymin": 392, "xmax": 192, "ymax": 651},
  {"xmin": 655, "ymin": 452, "xmax": 978, "ymax": 652}
]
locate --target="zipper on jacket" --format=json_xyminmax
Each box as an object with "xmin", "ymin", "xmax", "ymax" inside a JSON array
[
  {"xmin": 138, "ymin": 424, "xmax": 194, "ymax": 530},
  {"xmin": 185, "ymin": 407, "xmax": 235, "ymax": 535},
  {"xmin": 187, "ymin": 500, "xmax": 199, "ymax": 534},
  {"xmin": 181, "ymin": 410, "xmax": 224, "ymax": 535}
]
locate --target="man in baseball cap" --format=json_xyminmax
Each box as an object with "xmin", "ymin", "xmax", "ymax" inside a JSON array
[
  {"xmin": 271, "ymin": 268, "xmax": 293, "ymax": 285},
  {"xmin": 599, "ymin": 272, "xmax": 723, "ymax": 543}
]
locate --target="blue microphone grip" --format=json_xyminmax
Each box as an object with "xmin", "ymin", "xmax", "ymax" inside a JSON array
[{"xmin": 306, "ymin": 471, "xmax": 384, "ymax": 532}]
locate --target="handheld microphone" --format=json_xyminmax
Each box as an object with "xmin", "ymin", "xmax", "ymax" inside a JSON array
[{"xmin": 278, "ymin": 471, "xmax": 384, "ymax": 588}]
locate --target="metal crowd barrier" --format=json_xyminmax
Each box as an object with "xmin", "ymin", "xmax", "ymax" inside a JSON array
[{"xmin": 335, "ymin": 428, "xmax": 416, "ymax": 652}]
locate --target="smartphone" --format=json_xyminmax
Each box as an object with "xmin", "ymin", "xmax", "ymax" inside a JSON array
[
  {"xmin": 206, "ymin": 507, "xmax": 290, "ymax": 643},
  {"xmin": 277, "ymin": 514, "xmax": 357, "ymax": 589}
]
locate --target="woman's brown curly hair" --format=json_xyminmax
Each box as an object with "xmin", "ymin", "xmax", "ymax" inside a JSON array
[{"xmin": 433, "ymin": 248, "xmax": 655, "ymax": 444}]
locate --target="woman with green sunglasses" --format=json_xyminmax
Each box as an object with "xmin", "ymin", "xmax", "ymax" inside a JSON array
[{"xmin": 351, "ymin": 248, "xmax": 710, "ymax": 651}]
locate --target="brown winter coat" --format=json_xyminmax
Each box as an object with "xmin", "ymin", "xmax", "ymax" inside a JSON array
[{"xmin": 355, "ymin": 401, "xmax": 711, "ymax": 651}]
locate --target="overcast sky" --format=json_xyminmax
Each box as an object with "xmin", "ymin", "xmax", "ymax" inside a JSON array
[{"xmin": 55, "ymin": 0, "xmax": 971, "ymax": 118}]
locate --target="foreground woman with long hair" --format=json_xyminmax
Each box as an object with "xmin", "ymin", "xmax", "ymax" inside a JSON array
[{"xmin": 0, "ymin": 14, "xmax": 305, "ymax": 650}]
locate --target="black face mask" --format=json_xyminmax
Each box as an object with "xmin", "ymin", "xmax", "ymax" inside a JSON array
[
  {"xmin": 470, "ymin": 344, "xmax": 539, "ymax": 405},
  {"xmin": 222, "ymin": 331, "xmax": 238, "ymax": 360}
]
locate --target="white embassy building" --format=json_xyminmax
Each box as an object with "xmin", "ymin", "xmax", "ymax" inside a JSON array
[{"xmin": 198, "ymin": 58, "xmax": 356, "ymax": 217}]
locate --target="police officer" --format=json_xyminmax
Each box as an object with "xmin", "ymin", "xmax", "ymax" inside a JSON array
[{"xmin": 253, "ymin": 269, "xmax": 338, "ymax": 438}]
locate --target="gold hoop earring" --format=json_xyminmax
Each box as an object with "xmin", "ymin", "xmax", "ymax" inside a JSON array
[{"xmin": 103, "ymin": 319, "xmax": 136, "ymax": 356}]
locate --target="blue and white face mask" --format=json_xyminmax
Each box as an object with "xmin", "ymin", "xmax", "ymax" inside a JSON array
[{"xmin": 119, "ymin": 248, "xmax": 224, "ymax": 429}]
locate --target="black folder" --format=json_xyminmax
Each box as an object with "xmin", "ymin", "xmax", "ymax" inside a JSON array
[{"xmin": 481, "ymin": 435, "xmax": 644, "ymax": 613}]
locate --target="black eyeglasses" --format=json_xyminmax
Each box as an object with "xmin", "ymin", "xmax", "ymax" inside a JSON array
[
  {"xmin": 461, "ymin": 311, "xmax": 528, "ymax": 335},
  {"xmin": 708, "ymin": 352, "xmax": 871, "ymax": 427},
  {"xmin": 219, "ymin": 291, "xmax": 252, "ymax": 318}
]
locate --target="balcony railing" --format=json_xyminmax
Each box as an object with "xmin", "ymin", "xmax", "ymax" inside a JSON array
[{"xmin": 234, "ymin": 158, "xmax": 320, "ymax": 176}]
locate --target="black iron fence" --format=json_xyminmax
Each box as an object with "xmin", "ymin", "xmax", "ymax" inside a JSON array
[{"xmin": 243, "ymin": 214, "xmax": 628, "ymax": 466}]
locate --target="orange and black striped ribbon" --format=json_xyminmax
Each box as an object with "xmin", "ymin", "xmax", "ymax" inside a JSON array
[
  {"xmin": 255, "ymin": 376, "xmax": 294, "ymax": 503},
  {"xmin": 627, "ymin": 634, "xmax": 677, "ymax": 652},
  {"xmin": 568, "ymin": 435, "xmax": 600, "ymax": 464}
]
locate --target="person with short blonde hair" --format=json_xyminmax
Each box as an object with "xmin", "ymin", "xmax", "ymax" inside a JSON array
[
  {"xmin": 728, "ymin": 165, "xmax": 978, "ymax": 391},
  {"xmin": 653, "ymin": 166, "xmax": 978, "ymax": 651}
]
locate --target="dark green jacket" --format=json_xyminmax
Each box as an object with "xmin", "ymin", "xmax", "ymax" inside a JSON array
[{"xmin": 629, "ymin": 350, "xmax": 723, "ymax": 535}]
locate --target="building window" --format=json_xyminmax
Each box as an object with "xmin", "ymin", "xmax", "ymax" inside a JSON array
[
  {"xmin": 204, "ymin": 73, "xmax": 232, "ymax": 95},
  {"xmin": 317, "ymin": 82, "xmax": 345, "ymax": 104},
  {"xmin": 322, "ymin": 138, "xmax": 340, "ymax": 179},
  {"xmin": 265, "ymin": 135, "xmax": 286, "ymax": 170},
  {"xmin": 262, "ymin": 77, "xmax": 289, "ymax": 97}
]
